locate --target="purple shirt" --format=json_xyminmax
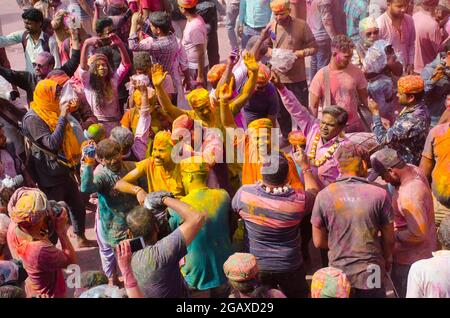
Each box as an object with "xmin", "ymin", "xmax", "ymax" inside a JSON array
[
  {"xmin": 377, "ymin": 12, "xmax": 415, "ymax": 67},
  {"xmin": 278, "ymin": 86, "xmax": 351, "ymax": 188}
]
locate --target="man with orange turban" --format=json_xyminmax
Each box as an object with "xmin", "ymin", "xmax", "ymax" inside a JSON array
[
  {"xmin": 115, "ymin": 130, "xmax": 185, "ymax": 202},
  {"xmin": 21, "ymin": 80, "xmax": 95, "ymax": 248},
  {"xmin": 368, "ymin": 75, "xmax": 431, "ymax": 165}
]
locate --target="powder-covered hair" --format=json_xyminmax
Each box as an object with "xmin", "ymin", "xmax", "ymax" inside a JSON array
[{"xmin": 331, "ymin": 34, "xmax": 355, "ymax": 52}]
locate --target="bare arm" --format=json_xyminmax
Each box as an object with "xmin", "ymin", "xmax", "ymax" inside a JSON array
[
  {"xmin": 195, "ymin": 43, "xmax": 206, "ymax": 84},
  {"xmin": 319, "ymin": 3, "xmax": 336, "ymax": 39},
  {"xmin": 151, "ymin": 64, "xmax": 187, "ymax": 120},
  {"xmin": 229, "ymin": 53, "xmax": 259, "ymax": 114},
  {"xmin": 380, "ymin": 222, "xmax": 395, "ymax": 272},
  {"xmin": 163, "ymin": 197, "xmax": 206, "ymax": 246},
  {"xmin": 115, "ymin": 166, "xmax": 148, "ymax": 205},
  {"xmin": 312, "ymin": 225, "xmax": 328, "ymax": 249},
  {"xmin": 419, "ymin": 156, "xmax": 434, "ymax": 184},
  {"xmin": 309, "ymin": 93, "xmax": 320, "ymax": 117}
]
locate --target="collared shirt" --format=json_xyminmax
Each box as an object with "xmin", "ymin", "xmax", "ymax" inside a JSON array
[
  {"xmin": 344, "ymin": 0, "xmax": 369, "ymax": 43},
  {"xmin": 406, "ymin": 250, "xmax": 450, "ymax": 298},
  {"xmin": 377, "ymin": 12, "xmax": 415, "ymax": 66},
  {"xmin": 311, "ymin": 176, "xmax": 394, "ymax": 290},
  {"xmin": 278, "ymin": 86, "xmax": 352, "ymax": 188},
  {"xmin": 238, "ymin": 0, "xmax": 272, "ymax": 29},
  {"xmin": 392, "ymin": 164, "xmax": 437, "ymax": 265},
  {"xmin": 306, "ymin": 0, "xmax": 335, "ymax": 42},
  {"xmin": 372, "ymin": 101, "xmax": 430, "ymax": 165},
  {"xmin": 0, "ymin": 30, "xmax": 60, "ymax": 74},
  {"xmin": 80, "ymin": 162, "xmax": 138, "ymax": 247},
  {"xmin": 413, "ymin": 11, "xmax": 443, "ymax": 74}
]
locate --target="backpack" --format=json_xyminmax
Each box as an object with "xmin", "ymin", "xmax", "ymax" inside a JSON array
[{"xmin": 21, "ymin": 31, "xmax": 51, "ymax": 53}]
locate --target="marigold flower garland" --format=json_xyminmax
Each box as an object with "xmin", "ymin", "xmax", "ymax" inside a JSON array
[{"xmin": 308, "ymin": 134, "xmax": 340, "ymax": 167}]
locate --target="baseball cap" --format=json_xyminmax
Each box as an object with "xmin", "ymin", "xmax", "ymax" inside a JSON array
[{"xmin": 368, "ymin": 148, "xmax": 404, "ymax": 182}]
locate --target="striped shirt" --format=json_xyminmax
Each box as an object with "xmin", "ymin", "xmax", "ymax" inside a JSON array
[{"xmin": 232, "ymin": 184, "xmax": 314, "ymax": 272}]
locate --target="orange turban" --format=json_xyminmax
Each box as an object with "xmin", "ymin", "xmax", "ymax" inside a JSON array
[
  {"xmin": 207, "ymin": 64, "xmax": 227, "ymax": 83},
  {"xmin": 186, "ymin": 88, "xmax": 210, "ymax": 109},
  {"xmin": 270, "ymin": 0, "xmax": 290, "ymax": 12},
  {"xmin": 47, "ymin": 70, "xmax": 70, "ymax": 86},
  {"xmin": 257, "ymin": 63, "xmax": 271, "ymax": 85},
  {"xmin": 397, "ymin": 75, "xmax": 424, "ymax": 94},
  {"xmin": 177, "ymin": 0, "xmax": 198, "ymax": 8},
  {"xmin": 8, "ymin": 188, "xmax": 49, "ymax": 227},
  {"xmin": 30, "ymin": 80, "xmax": 81, "ymax": 166}
]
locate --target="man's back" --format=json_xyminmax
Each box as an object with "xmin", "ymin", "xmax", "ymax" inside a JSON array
[
  {"xmin": 232, "ymin": 184, "xmax": 313, "ymax": 272},
  {"xmin": 131, "ymin": 228, "xmax": 189, "ymax": 298},
  {"xmin": 311, "ymin": 177, "xmax": 393, "ymax": 289},
  {"xmin": 413, "ymin": 10, "xmax": 442, "ymax": 73},
  {"xmin": 170, "ymin": 188, "xmax": 233, "ymax": 290}
]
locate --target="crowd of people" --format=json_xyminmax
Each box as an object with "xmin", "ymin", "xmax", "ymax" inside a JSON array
[{"xmin": 0, "ymin": 0, "xmax": 449, "ymax": 298}]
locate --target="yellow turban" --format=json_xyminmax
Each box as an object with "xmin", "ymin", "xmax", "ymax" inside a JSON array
[
  {"xmin": 207, "ymin": 64, "xmax": 227, "ymax": 83},
  {"xmin": 153, "ymin": 130, "xmax": 174, "ymax": 148},
  {"xmin": 186, "ymin": 88, "xmax": 211, "ymax": 109},
  {"xmin": 248, "ymin": 118, "xmax": 273, "ymax": 129},
  {"xmin": 180, "ymin": 156, "xmax": 209, "ymax": 173},
  {"xmin": 397, "ymin": 75, "xmax": 424, "ymax": 94},
  {"xmin": 8, "ymin": 188, "xmax": 49, "ymax": 227},
  {"xmin": 270, "ymin": 0, "xmax": 290, "ymax": 12}
]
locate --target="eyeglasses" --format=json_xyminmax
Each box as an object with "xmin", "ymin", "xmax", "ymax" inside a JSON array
[{"xmin": 365, "ymin": 30, "xmax": 379, "ymax": 36}]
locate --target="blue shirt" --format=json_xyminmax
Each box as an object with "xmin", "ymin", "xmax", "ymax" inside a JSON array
[
  {"xmin": 372, "ymin": 101, "xmax": 431, "ymax": 165},
  {"xmin": 239, "ymin": 0, "xmax": 272, "ymax": 29},
  {"xmin": 344, "ymin": 0, "xmax": 369, "ymax": 43}
]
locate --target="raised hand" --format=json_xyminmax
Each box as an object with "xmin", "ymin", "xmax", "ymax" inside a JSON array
[
  {"xmin": 151, "ymin": 64, "xmax": 168, "ymax": 87},
  {"xmin": 367, "ymin": 98, "xmax": 380, "ymax": 115},
  {"xmin": 243, "ymin": 52, "xmax": 259, "ymax": 73},
  {"xmin": 109, "ymin": 33, "xmax": 123, "ymax": 46},
  {"xmin": 144, "ymin": 191, "xmax": 174, "ymax": 211},
  {"xmin": 218, "ymin": 77, "xmax": 235, "ymax": 101}
]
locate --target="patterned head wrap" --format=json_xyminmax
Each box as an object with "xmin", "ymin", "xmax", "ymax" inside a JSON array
[
  {"xmin": 186, "ymin": 88, "xmax": 211, "ymax": 109},
  {"xmin": 311, "ymin": 267, "xmax": 351, "ymax": 298},
  {"xmin": 46, "ymin": 70, "xmax": 70, "ymax": 86},
  {"xmin": 397, "ymin": 75, "xmax": 425, "ymax": 94},
  {"xmin": 270, "ymin": 0, "xmax": 290, "ymax": 12},
  {"xmin": 359, "ymin": 16, "xmax": 378, "ymax": 33},
  {"xmin": 257, "ymin": 63, "xmax": 271, "ymax": 85},
  {"xmin": 207, "ymin": 64, "xmax": 227, "ymax": 83},
  {"xmin": 177, "ymin": 0, "xmax": 198, "ymax": 8},
  {"xmin": 180, "ymin": 156, "xmax": 209, "ymax": 173},
  {"xmin": 7, "ymin": 187, "xmax": 49, "ymax": 227},
  {"xmin": 248, "ymin": 118, "xmax": 273, "ymax": 129},
  {"xmin": 223, "ymin": 253, "xmax": 259, "ymax": 282},
  {"xmin": 153, "ymin": 131, "xmax": 174, "ymax": 148}
]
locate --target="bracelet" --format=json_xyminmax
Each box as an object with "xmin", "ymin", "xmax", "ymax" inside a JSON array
[
  {"xmin": 302, "ymin": 167, "xmax": 313, "ymax": 174},
  {"xmin": 132, "ymin": 186, "xmax": 143, "ymax": 195}
]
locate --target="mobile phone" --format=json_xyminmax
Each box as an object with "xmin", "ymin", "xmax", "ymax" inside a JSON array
[{"xmin": 129, "ymin": 237, "xmax": 145, "ymax": 253}]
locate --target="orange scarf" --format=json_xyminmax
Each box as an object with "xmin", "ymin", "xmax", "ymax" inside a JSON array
[{"xmin": 30, "ymin": 79, "xmax": 81, "ymax": 166}]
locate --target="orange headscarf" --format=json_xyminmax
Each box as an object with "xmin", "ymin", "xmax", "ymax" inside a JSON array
[{"xmin": 30, "ymin": 79, "xmax": 81, "ymax": 166}]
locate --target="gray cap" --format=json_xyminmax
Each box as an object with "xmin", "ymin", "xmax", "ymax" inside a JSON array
[{"xmin": 368, "ymin": 148, "xmax": 404, "ymax": 182}]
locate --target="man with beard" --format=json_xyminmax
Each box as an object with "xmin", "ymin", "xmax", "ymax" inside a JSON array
[
  {"xmin": 309, "ymin": 34, "xmax": 369, "ymax": 133},
  {"xmin": 368, "ymin": 75, "xmax": 431, "ymax": 165},
  {"xmin": 115, "ymin": 130, "xmax": 185, "ymax": 202},
  {"xmin": 81, "ymin": 138, "xmax": 139, "ymax": 286},
  {"xmin": 0, "ymin": 28, "xmax": 80, "ymax": 103}
]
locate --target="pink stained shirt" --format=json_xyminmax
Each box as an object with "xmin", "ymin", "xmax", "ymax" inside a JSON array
[
  {"xmin": 76, "ymin": 63, "xmax": 130, "ymax": 136},
  {"xmin": 392, "ymin": 164, "xmax": 437, "ymax": 265},
  {"xmin": 413, "ymin": 11, "xmax": 443, "ymax": 74},
  {"xmin": 377, "ymin": 12, "xmax": 416, "ymax": 67},
  {"xmin": 182, "ymin": 16, "xmax": 209, "ymax": 69},
  {"xmin": 309, "ymin": 64, "xmax": 367, "ymax": 131},
  {"xmin": 278, "ymin": 86, "xmax": 351, "ymax": 189}
]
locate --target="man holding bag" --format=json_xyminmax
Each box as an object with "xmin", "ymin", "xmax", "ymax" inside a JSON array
[{"xmin": 268, "ymin": 0, "xmax": 317, "ymax": 146}]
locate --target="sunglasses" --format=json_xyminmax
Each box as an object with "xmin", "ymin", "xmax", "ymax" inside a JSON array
[
  {"xmin": 365, "ymin": 30, "xmax": 379, "ymax": 36},
  {"xmin": 32, "ymin": 62, "xmax": 49, "ymax": 69}
]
